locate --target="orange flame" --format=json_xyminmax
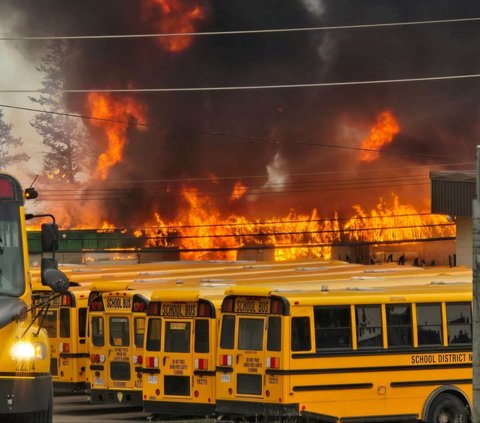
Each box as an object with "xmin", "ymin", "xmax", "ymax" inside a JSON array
[
  {"xmin": 142, "ymin": 0, "xmax": 206, "ymax": 52},
  {"xmin": 87, "ymin": 93, "xmax": 147, "ymax": 180},
  {"xmin": 230, "ymin": 181, "xmax": 248, "ymax": 201},
  {"xmin": 359, "ymin": 110, "xmax": 400, "ymax": 162}
]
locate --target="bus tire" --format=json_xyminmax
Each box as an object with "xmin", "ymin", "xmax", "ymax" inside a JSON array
[{"xmin": 427, "ymin": 393, "xmax": 469, "ymax": 423}]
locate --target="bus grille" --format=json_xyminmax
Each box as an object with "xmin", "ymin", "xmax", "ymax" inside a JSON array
[
  {"xmin": 164, "ymin": 376, "xmax": 190, "ymax": 396},
  {"xmin": 110, "ymin": 362, "xmax": 130, "ymax": 381},
  {"xmin": 237, "ymin": 374, "xmax": 262, "ymax": 395},
  {"xmin": 50, "ymin": 358, "xmax": 58, "ymax": 376}
]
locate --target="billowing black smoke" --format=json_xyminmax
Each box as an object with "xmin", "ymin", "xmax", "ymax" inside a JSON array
[{"xmin": 2, "ymin": 0, "xmax": 480, "ymax": 225}]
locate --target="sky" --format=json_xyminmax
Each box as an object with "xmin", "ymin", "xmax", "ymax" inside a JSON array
[{"xmin": 0, "ymin": 0, "xmax": 479, "ymax": 226}]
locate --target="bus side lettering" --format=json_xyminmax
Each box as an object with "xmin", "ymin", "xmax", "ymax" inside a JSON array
[{"xmin": 411, "ymin": 353, "xmax": 472, "ymax": 365}]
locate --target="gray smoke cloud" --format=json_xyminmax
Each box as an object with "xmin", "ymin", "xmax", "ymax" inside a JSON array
[{"xmin": 0, "ymin": 0, "xmax": 479, "ymax": 225}]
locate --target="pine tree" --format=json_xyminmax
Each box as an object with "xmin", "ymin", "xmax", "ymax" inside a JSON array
[
  {"xmin": 29, "ymin": 40, "xmax": 91, "ymax": 183},
  {"xmin": 0, "ymin": 109, "xmax": 29, "ymax": 171}
]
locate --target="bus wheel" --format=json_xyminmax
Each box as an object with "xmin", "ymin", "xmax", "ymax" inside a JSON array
[{"xmin": 427, "ymin": 393, "xmax": 468, "ymax": 423}]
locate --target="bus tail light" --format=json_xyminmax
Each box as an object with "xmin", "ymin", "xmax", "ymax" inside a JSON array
[
  {"xmin": 133, "ymin": 355, "xmax": 143, "ymax": 365},
  {"xmin": 266, "ymin": 357, "xmax": 280, "ymax": 369},
  {"xmin": 194, "ymin": 358, "xmax": 208, "ymax": 370},
  {"xmin": 89, "ymin": 299, "xmax": 104, "ymax": 312},
  {"xmin": 145, "ymin": 357, "xmax": 159, "ymax": 368},
  {"xmin": 61, "ymin": 294, "xmax": 72, "ymax": 306},
  {"xmin": 90, "ymin": 354, "xmax": 99, "ymax": 363},
  {"xmin": 220, "ymin": 354, "xmax": 232, "ymax": 366},
  {"xmin": 60, "ymin": 343, "xmax": 70, "ymax": 354}
]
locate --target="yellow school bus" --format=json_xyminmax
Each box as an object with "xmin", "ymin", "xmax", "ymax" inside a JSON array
[
  {"xmin": 0, "ymin": 173, "xmax": 69, "ymax": 421},
  {"xmin": 216, "ymin": 282, "xmax": 472, "ymax": 422},
  {"xmin": 88, "ymin": 282, "xmax": 151, "ymax": 406},
  {"xmin": 142, "ymin": 288, "xmax": 224, "ymax": 418},
  {"xmin": 32, "ymin": 284, "xmax": 90, "ymax": 393}
]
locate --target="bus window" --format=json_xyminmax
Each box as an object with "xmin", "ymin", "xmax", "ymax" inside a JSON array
[
  {"xmin": 92, "ymin": 316, "xmax": 105, "ymax": 347},
  {"xmin": 447, "ymin": 302, "xmax": 472, "ymax": 345},
  {"xmin": 134, "ymin": 318, "xmax": 145, "ymax": 348},
  {"xmin": 194, "ymin": 319, "xmax": 209, "ymax": 353},
  {"xmin": 146, "ymin": 318, "xmax": 161, "ymax": 351},
  {"xmin": 60, "ymin": 308, "xmax": 71, "ymax": 338},
  {"xmin": 220, "ymin": 315, "xmax": 235, "ymax": 349},
  {"xmin": 417, "ymin": 303, "xmax": 442, "ymax": 346},
  {"xmin": 44, "ymin": 310, "xmax": 58, "ymax": 338},
  {"xmin": 78, "ymin": 308, "xmax": 87, "ymax": 338},
  {"xmin": 356, "ymin": 305, "xmax": 383, "ymax": 348},
  {"xmin": 165, "ymin": 322, "xmax": 190, "ymax": 353},
  {"xmin": 291, "ymin": 316, "xmax": 311, "ymax": 351},
  {"xmin": 110, "ymin": 317, "xmax": 129, "ymax": 346},
  {"xmin": 386, "ymin": 304, "xmax": 412, "ymax": 347},
  {"xmin": 314, "ymin": 306, "xmax": 352, "ymax": 350},
  {"xmin": 238, "ymin": 318, "xmax": 263, "ymax": 350},
  {"xmin": 267, "ymin": 316, "xmax": 281, "ymax": 351}
]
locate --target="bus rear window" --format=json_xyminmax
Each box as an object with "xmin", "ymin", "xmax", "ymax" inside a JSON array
[
  {"xmin": 417, "ymin": 303, "xmax": 442, "ymax": 346},
  {"xmin": 110, "ymin": 317, "xmax": 129, "ymax": 347},
  {"xmin": 447, "ymin": 302, "xmax": 472, "ymax": 345},
  {"xmin": 134, "ymin": 318, "xmax": 146, "ymax": 348},
  {"xmin": 165, "ymin": 321, "xmax": 191, "ymax": 353},
  {"xmin": 314, "ymin": 306, "xmax": 352, "ymax": 350},
  {"xmin": 146, "ymin": 318, "xmax": 161, "ymax": 351},
  {"xmin": 195, "ymin": 319, "xmax": 209, "ymax": 353},
  {"xmin": 356, "ymin": 305, "xmax": 383, "ymax": 348},
  {"xmin": 238, "ymin": 318, "xmax": 263, "ymax": 351},
  {"xmin": 60, "ymin": 308, "xmax": 71, "ymax": 338},
  {"xmin": 220, "ymin": 315, "xmax": 235, "ymax": 349},
  {"xmin": 91, "ymin": 316, "xmax": 105, "ymax": 347},
  {"xmin": 387, "ymin": 304, "xmax": 412, "ymax": 347},
  {"xmin": 44, "ymin": 310, "xmax": 57, "ymax": 338},
  {"xmin": 78, "ymin": 308, "xmax": 87, "ymax": 338},
  {"xmin": 267, "ymin": 316, "xmax": 281, "ymax": 351},
  {"xmin": 291, "ymin": 317, "xmax": 311, "ymax": 351}
]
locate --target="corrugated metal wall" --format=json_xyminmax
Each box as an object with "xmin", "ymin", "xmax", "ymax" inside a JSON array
[{"xmin": 430, "ymin": 172, "xmax": 476, "ymax": 217}]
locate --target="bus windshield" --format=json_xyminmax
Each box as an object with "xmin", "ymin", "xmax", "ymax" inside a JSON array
[{"xmin": 0, "ymin": 202, "xmax": 24, "ymax": 296}]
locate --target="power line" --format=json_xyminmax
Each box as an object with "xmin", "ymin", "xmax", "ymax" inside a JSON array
[
  {"xmin": 1, "ymin": 73, "xmax": 479, "ymax": 94},
  {"xmin": 0, "ymin": 103, "xmax": 473, "ymax": 160},
  {"xmin": 1, "ymin": 17, "xmax": 478, "ymax": 41}
]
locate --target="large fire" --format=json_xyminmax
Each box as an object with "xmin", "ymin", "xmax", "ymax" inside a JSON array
[
  {"xmin": 359, "ymin": 110, "xmax": 400, "ymax": 162},
  {"xmin": 87, "ymin": 93, "xmax": 147, "ymax": 180},
  {"xmin": 142, "ymin": 0, "xmax": 206, "ymax": 53}
]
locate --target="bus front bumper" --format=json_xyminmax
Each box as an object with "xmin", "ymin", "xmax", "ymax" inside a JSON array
[{"xmin": 0, "ymin": 373, "xmax": 52, "ymax": 414}]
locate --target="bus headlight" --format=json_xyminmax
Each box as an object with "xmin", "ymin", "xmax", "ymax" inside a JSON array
[{"xmin": 11, "ymin": 341, "xmax": 47, "ymax": 360}]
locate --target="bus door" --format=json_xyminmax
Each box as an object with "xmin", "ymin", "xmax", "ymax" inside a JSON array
[{"xmin": 159, "ymin": 301, "xmax": 196, "ymax": 400}]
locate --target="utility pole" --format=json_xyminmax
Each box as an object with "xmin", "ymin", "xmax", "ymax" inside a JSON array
[{"xmin": 473, "ymin": 145, "xmax": 480, "ymax": 422}]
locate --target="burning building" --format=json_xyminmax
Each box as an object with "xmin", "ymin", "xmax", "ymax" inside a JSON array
[{"xmin": 1, "ymin": 1, "xmax": 478, "ymax": 263}]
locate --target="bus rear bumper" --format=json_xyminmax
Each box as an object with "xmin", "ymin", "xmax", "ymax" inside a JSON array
[
  {"xmin": 0, "ymin": 373, "xmax": 52, "ymax": 414},
  {"xmin": 90, "ymin": 388, "xmax": 142, "ymax": 406},
  {"xmin": 215, "ymin": 399, "xmax": 299, "ymax": 419},
  {"xmin": 143, "ymin": 399, "xmax": 215, "ymax": 417},
  {"xmin": 53, "ymin": 381, "xmax": 90, "ymax": 394}
]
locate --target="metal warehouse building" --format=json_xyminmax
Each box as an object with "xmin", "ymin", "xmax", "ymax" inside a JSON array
[{"xmin": 430, "ymin": 170, "xmax": 476, "ymax": 267}]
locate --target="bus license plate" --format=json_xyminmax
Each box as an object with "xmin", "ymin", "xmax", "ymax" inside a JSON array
[
  {"xmin": 148, "ymin": 375, "xmax": 158, "ymax": 384},
  {"xmin": 221, "ymin": 373, "xmax": 231, "ymax": 383}
]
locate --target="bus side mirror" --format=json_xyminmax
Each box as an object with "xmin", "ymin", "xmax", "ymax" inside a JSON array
[
  {"xmin": 41, "ymin": 223, "xmax": 59, "ymax": 252},
  {"xmin": 42, "ymin": 268, "xmax": 69, "ymax": 293}
]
